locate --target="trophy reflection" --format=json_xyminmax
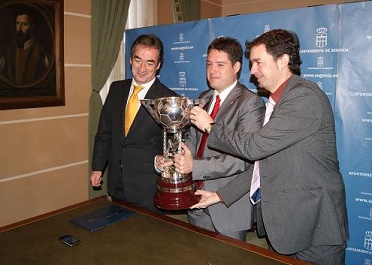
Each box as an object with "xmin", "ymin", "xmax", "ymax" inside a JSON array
[{"xmin": 141, "ymin": 96, "xmax": 206, "ymax": 210}]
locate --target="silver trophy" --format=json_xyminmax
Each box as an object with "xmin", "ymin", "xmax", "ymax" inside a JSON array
[{"xmin": 141, "ymin": 96, "xmax": 206, "ymax": 210}]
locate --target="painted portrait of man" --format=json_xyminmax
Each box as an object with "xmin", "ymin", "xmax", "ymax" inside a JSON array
[{"xmin": 0, "ymin": 2, "xmax": 54, "ymax": 88}]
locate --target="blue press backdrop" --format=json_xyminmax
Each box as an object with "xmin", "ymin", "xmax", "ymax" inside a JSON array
[{"xmin": 125, "ymin": 2, "xmax": 372, "ymax": 264}]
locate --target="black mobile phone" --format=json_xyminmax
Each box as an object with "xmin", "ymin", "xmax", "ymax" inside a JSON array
[{"xmin": 59, "ymin": 234, "xmax": 81, "ymax": 247}]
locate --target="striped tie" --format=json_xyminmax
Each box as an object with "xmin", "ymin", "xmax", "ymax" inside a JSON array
[{"xmin": 250, "ymin": 96, "xmax": 276, "ymax": 204}]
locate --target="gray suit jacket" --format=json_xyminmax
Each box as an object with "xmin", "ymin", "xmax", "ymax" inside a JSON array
[
  {"xmin": 186, "ymin": 82, "xmax": 265, "ymax": 233},
  {"xmin": 208, "ymin": 75, "xmax": 348, "ymax": 254}
]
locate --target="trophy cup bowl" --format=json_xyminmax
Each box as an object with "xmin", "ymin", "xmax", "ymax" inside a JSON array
[{"xmin": 141, "ymin": 96, "xmax": 206, "ymax": 210}]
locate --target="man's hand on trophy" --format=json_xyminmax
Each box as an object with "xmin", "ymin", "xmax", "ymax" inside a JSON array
[
  {"xmin": 190, "ymin": 106, "xmax": 214, "ymax": 132},
  {"xmin": 173, "ymin": 142, "xmax": 193, "ymax": 174},
  {"xmin": 154, "ymin": 155, "xmax": 173, "ymax": 173},
  {"xmin": 190, "ymin": 190, "xmax": 221, "ymax": 209}
]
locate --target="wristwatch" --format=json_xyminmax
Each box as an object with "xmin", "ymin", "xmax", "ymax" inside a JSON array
[{"xmin": 204, "ymin": 123, "xmax": 215, "ymax": 134}]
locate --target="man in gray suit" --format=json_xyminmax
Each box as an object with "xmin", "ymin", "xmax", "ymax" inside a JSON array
[
  {"xmin": 189, "ymin": 29, "xmax": 348, "ymax": 264},
  {"xmin": 157, "ymin": 37, "xmax": 264, "ymax": 241}
]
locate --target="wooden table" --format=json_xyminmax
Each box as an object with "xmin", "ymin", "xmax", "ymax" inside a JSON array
[{"xmin": 0, "ymin": 196, "xmax": 310, "ymax": 265}]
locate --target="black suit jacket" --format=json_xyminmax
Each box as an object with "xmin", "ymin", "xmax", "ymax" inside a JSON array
[{"xmin": 92, "ymin": 78, "xmax": 178, "ymax": 211}]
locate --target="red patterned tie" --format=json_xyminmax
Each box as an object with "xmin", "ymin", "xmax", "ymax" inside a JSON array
[{"xmin": 196, "ymin": 95, "xmax": 221, "ymax": 189}]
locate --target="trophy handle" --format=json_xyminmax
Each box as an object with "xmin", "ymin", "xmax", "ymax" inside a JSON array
[{"xmin": 188, "ymin": 98, "xmax": 207, "ymax": 108}]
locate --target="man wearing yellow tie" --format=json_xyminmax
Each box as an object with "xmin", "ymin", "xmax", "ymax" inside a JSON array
[{"xmin": 90, "ymin": 34, "xmax": 178, "ymax": 213}]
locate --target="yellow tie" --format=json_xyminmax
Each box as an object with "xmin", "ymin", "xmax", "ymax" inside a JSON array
[{"xmin": 125, "ymin": 85, "xmax": 143, "ymax": 135}]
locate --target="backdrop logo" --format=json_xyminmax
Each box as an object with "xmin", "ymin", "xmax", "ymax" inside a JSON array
[
  {"xmin": 179, "ymin": 33, "xmax": 184, "ymax": 42},
  {"xmin": 179, "ymin": 72, "xmax": 186, "ymax": 87},
  {"xmin": 364, "ymin": 259, "xmax": 371, "ymax": 265},
  {"xmin": 365, "ymin": 231, "xmax": 372, "ymax": 250},
  {"xmin": 317, "ymin": 57, "xmax": 324, "ymax": 68},
  {"xmin": 316, "ymin": 28, "xmax": 328, "ymax": 48},
  {"xmin": 264, "ymin": 24, "xmax": 270, "ymax": 32}
]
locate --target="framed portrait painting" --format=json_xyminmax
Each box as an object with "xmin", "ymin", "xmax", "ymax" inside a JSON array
[{"xmin": 0, "ymin": 0, "xmax": 64, "ymax": 110}]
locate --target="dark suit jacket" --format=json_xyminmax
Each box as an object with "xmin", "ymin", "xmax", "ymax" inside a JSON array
[
  {"xmin": 186, "ymin": 82, "xmax": 264, "ymax": 233},
  {"xmin": 92, "ymin": 78, "xmax": 177, "ymax": 212},
  {"xmin": 208, "ymin": 75, "xmax": 348, "ymax": 254}
]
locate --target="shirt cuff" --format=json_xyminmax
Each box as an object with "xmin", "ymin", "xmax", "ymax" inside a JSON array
[{"xmin": 154, "ymin": 155, "xmax": 163, "ymax": 173}]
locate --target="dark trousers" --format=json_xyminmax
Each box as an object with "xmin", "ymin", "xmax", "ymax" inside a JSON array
[
  {"xmin": 112, "ymin": 175, "xmax": 163, "ymax": 214},
  {"xmin": 253, "ymin": 201, "xmax": 267, "ymax": 238}
]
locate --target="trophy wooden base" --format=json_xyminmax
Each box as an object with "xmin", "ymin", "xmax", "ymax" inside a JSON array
[{"xmin": 154, "ymin": 177, "xmax": 198, "ymax": 210}]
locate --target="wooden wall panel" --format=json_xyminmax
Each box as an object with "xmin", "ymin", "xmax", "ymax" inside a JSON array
[
  {"xmin": 0, "ymin": 165, "xmax": 88, "ymax": 227},
  {"xmin": 64, "ymin": 15, "xmax": 91, "ymax": 64},
  {"xmin": 221, "ymin": 0, "xmax": 356, "ymax": 16},
  {"xmin": 64, "ymin": 67, "xmax": 91, "ymax": 113},
  {"xmin": 1, "ymin": 117, "xmax": 87, "ymax": 177},
  {"xmin": 64, "ymin": 0, "xmax": 91, "ymax": 14},
  {"xmin": 158, "ymin": 0, "xmax": 362, "ymax": 24},
  {"xmin": 201, "ymin": 1, "xmax": 223, "ymax": 19}
]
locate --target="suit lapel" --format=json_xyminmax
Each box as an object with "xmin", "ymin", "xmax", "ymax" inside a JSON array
[
  {"xmin": 268, "ymin": 75, "xmax": 298, "ymax": 121},
  {"xmin": 196, "ymin": 84, "xmax": 242, "ymax": 147},
  {"xmin": 214, "ymin": 83, "xmax": 242, "ymax": 123},
  {"xmin": 201, "ymin": 90, "xmax": 214, "ymax": 112},
  {"xmin": 142, "ymin": 79, "xmax": 166, "ymax": 99},
  {"xmin": 120, "ymin": 80, "xmax": 132, "ymax": 139}
]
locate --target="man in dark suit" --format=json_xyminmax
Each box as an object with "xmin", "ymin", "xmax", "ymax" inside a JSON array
[
  {"xmin": 157, "ymin": 37, "xmax": 264, "ymax": 241},
  {"xmin": 189, "ymin": 29, "xmax": 348, "ymax": 264},
  {"xmin": 90, "ymin": 34, "xmax": 178, "ymax": 213}
]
